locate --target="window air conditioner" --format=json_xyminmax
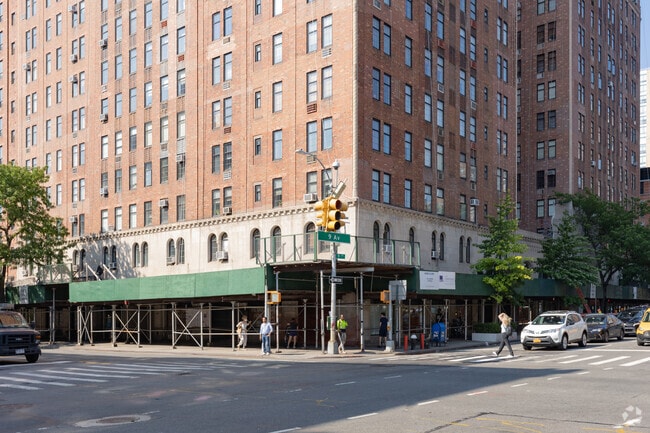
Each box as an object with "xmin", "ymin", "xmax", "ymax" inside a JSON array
[
  {"xmin": 222, "ymin": 206, "xmax": 232, "ymax": 215},
  {"xmin": 69, "ymin": 215, "xmax": 78, "ymax": 223},
  {"xmin": 469, "ymin": 198, "xmax": 480, "ymax": 206},
  {"xmin": 175, "ymin": 153, "xmax": 186, "ymax": 163},
  {"xmin": 166, "ymin": 257, "xmax": 175, "ymax": 265},
  {"xmin": 99, "ymin": 113, "xmax": 108, "ymax": 122},
  {"xmin": 215, "ymin": 251, "xmax": 229, "ymax": 261},
  {"xmin": 431, "ymin": 250, "xmax": 437, "ymax": 259},
  {"xmin": 383, "ymin": 244, "xmax": 393, "ymax": 254},
  {"xmin": 99, "ymin": 39, "xmax": 108, "ymax": 48},
  {"xmin": 303, "ymin": 193, "xmax": 318, "ymax": 203},
  {"xmin": 159, "ymin": 199, "xmax": 169, "ymax": 208},
  {"xmin": 109, "ymin": 262, "xmax": 117, "ymax": 270},
  {"xmin": 99, "ymin": 187, "xmax": 108, "ymax": 197},
  {"xmin": 70, "ymin": 54, "xmax": 78, "ymax": 63}
]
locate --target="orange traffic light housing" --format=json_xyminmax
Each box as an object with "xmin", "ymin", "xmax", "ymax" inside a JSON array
[
  {"xmin": 314, "ymin": 198, "xmax": 330, "ymax": 228},
  {"xmin": 325, "ymin": 198, "xmax": 347, "ymax": 231}
]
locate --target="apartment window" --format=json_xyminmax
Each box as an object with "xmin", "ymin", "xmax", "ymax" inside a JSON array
[
  {"xmin": 177, "ymin": 195, "xmax": 186, "ymax": 222},
  {"xmin": 372, "ymin": 17, "xmax": 380, "ymax": 50},
  {"xmin": 212, "ymin": 189, "xmax": 221, "ymax": 216},
  {"xmin": 383, "ymin": 73, "xmax": 391, "ymax": 105},
  {"xmin": 548, "ymin": 139, "xmax": 556, "ymax": 158},
  {"xmin": 176, "ymin": 27, "xmax": 186, "ymax": 55},
  {"xmin": 160, "ymin": 157, "xmax": 168, "ymax": 183},
  {"xmin": 160, "ymin": 34, "xmax": 169, "ymax": 61},
  {"xmin": 404, "ymin": 84, "xmax": 412, "ymax": 114},
  {"xmin": 383, "ymin": 23, "xmax": 391, "ymax": 55},
  {"xmin": 129, "ymin": 48, "xmax": 137, "ymax": 74},
  {"xmin": 405, "ymin": 37, "xmax": 412, "ymax": 67},
  {"xmin": 212, "ymin": 12, "xmax": 222, "ymax": 40},
  {"xmin": 382, "ymin": 123, "xmax": 391, "ymax": 154},
  {"xmin": 404, "ymin": 179, "xmax": 412, "ymax": 209},
  {"xmin": 254, "ymin": 184, "xmax": 262, "ymax": 202},
  {"xmin": 382, "ymin": 173, "xmax": 391, "ymax": 204},
  {"xmin": 254, "ymin": 44, "xmax": 261, "ymax": 62},
  {"xmin": 307, "ymin": 20, "xmax": 317, "ymax": 53},
  {"xmin": 144, "ymin": 202, "xmax": 152, "ymax": 227},
  {"xmin": 424, "ymin": 139, "xmax": 432, "ymax": 167},
  {"xmin": 272, "ymin": 81, "xmax": 283, "ymax": 112},
  {"xmin": 536, "ymin": 141, "xmax": 544, "ymax": 159},
  {"xmin": 548, "ymin": 51, "xmax": 556, "ymax": 71},
  {"xmin": 144, "ymin": 42, "xmax": 153, "ymax": 68},
  {"xmin": 129, "ymin": 126, "xmax": 137, "ymax": 151},
  {"xmin": 372, "ymin": 68, "xmax": 380, "ymax": 100},
  {"xmin": 211, "ymin": 144, "xmax": 221, "ymax": 173},
  {"xmin": 307, "ymin": 71, "xmax": 317, "ymax": 103},
  {"xmin": 322, "ymin": 117, "xmax": 332, "ymax": 150},
  {"xmin": 405, "ymin": 131, "xmax": 412, "ymax": 162},
  {"xmin": 129, "ymin": 204, "xmax": 137, "ymax": 229},
  {"xmin": 322, "ymin": 15, "xmax": 332, "ymax": 48},
  {"xmin": 272, "ymin": 178, "xmax": 282, "ymax": 207},
  {"xmin": 548, "ymin": 110, "xmax": 556, "ymax": 129},
  {"xmin": 424, "ymin": 185, "xmax": 432, "ymax": 212},
  {"xmin": 372, "ymin": 119, "xmax": 380, "ymax": 151},
  {"xmin": 160, "ymin": 75, "xmax": 168, "ymax": 102},
  {"xmin": 273, "ymin": 33, "xmax": 283, "ymax": 64},
  {"xmin": 254, "ymin": 137, "xmax": 262, "ymax": 156},
  {"xmin": 145, "ymin": 2, "xmax": 153, "ymax": 28},
  {"xmin": 306, "ymin": 121, "xmax": 317, "ymax": 153},
  {"xmin": 536, "ymin": 112, "xmax": 545, "ymax": 131},
  {"xmin": 548, "ymin": 81, "xmax": 556, "ymax": 99},
  {"xmin": 536, "ymin": 200, "xmax": 545, "ymax": 218},
  {"xmin": 272, "ymin": 130, "xmax": 282, "ymax": 160},
  {"xmin": 129, "ymin": 87, "xmax": 137, "ymax": 112},
  {"xmin": 536, "ymin": 170, "xmax": 545, "ymax": 189},
  {"xmin": 372, "ymin": 170, "xmax": 380, "ymax": 201},
  {"xmin": 144, "ymin": 162, "xmax": 152, "ymax": 187},
  {"xmin": 436, "ymin": 188, "xmax": 444, "ymax": 215},
  {"xmin": 547, "ymin": 169, "xmax": 556, "ymax": 188}
]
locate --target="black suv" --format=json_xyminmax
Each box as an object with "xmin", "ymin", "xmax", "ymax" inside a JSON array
[{"xmin": 0, "ymin": 309, "xmax": 41, "ymax": 363}]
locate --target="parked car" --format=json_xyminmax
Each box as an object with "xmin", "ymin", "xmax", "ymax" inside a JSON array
[
  {"xmin": 0, "ymin": 307, "xmax": 41, "ymax": 363},
  {"xmin": 584, "ymin": 313, "xmax": 624, "ymax": 342},
  {"xmin": 520, "ymin": 310, "xmax": 588, "ymax": 350},
  {"xmin": 617, "ymin": 309, "xmax": 645, "ymax": 336},
  {"xmin": 636, "ymin": 308, "xmax": 650, "ymax": 346}
]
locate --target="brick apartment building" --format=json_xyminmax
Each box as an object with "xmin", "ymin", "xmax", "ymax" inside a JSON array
[
  {"xmin": 517, "ymin": 0, "xmax": 641, "ymax": 234},
  {"xmin": 0, "ymin": 1, "xmax": 643, "ymax": 344}
]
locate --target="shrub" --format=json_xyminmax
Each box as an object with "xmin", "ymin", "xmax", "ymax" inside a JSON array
[{"xmin": 472, "ymin": 322, "xmax": 501, "ymax": 333}]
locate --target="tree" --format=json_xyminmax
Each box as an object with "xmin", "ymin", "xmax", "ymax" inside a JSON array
[
  {"xmin": 556, "ymin": 191, "xmax": 650, "ymax": 312},
  {"xmin": 536, "ymin": 216, "xmax": 599, "ymax": 295},
  {"xmin": 472, "ymin": 195, "xmax": 533, "ymax": 306},
  {"xmin": 0, "ymin": 165, "xmax": 70, "ymax": 303}
]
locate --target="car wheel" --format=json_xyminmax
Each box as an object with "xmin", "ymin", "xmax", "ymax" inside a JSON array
[
  {"xmin": 25, "ymin": 354, "xmax": 39, "ymax": 363},
  {"xmin": 578, "ymin": 332, "xmax": 588, "ymax": 347},
  {"xmin": 560, "ymin": 334, "xmax": 569, "ymax": 350},
  {"xmin": 637, "ymin": 339, "xmax": 644, "ymax": 346},
  {"xmin": 618, "ymin": 330, "xmax": 624, "ymax": 340},
  {"xmin": 523, "ymin": 344, "xmax": 532, "ymax": 351},
  {"xmin": 603, "ymin": 331, "xmax": 609, "ymax": 343}
]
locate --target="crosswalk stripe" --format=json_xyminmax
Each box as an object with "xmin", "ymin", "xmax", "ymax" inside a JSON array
[
  {"xmin": 81, "ymin": 366, "xmax": 163, "ymax": 375},
  {"xmin": 40, "ymin": 368, "xmax": 136, "ymax": 379},
  {"xmin": 589, "ymin": 356, "xmax": 630, "ymax": 365},
  {"xmin": 620, "ymin": 357, "xmax": 650, "ymax": 367},
  {"xmin": 559, "ymin": 355, "xmax": 602, "ymax": 364},
  {"xmin": 0, "ymin": 383, "xmax": 40, "ymax": 390},
  {"xmin": 15, "ymin": 372, "xmax": 106, "ymax": 383},
  {"xmin": 0, "ymin": 376, "xmax": 74, "ymax": 387}
]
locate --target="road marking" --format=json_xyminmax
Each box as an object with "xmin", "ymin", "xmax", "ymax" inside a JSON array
[
  {"xmin": 0, "ymin": 383, "xmax": 40, "ymax": 390},
  {"xmin": 417, "ymin": 400, "xmax": 440, "ymax": 406},
  {"xmin": 335, "ymin": 381, "xmax": 356, "ymax": 386},
  {"xmin": 0, "ymin": 376, "xmax": 74, "ymax": 387},
  {"xmin": 589, "ymin": 356, "xmax": 630, "ymax": 365},
  {"xmin": 535, "ymin": 355, "xmax": 578, "ymax": 362},
  {"xmin": 620, "ymin": 357, "xmax": 650, "ymax": 367},
  {"xmin": 347, "ymin": 413, "xmax": 377, "ymax": 420},
  {"xmin": 511, "ymin": 383, "xmax": 528, "ymax": 388},
  {"xmin": 40, "ymin": 369, "xmax": 136, "ymax": 379},
  {"xmin": 15, "ymin": 372, "xmax": 106, "ymax": 383},
  {"xmin": 547, "ymin": 376, "xmax": 561, "ymax": 381},
  {"xmin": 81, "ymin": 366, "xmax": 163, "ymax": 375},
  {"xmin": 559, "ymin": 355, "xmax": 601, "ymax": 364},
  {"xmin": 451, "ymin": 355, "xmax": 488, "ymax": 362},
  {"xmin": 384, "ymin": 375, "xmax": 402, "ymax": 379},
  {"xmin": 467, "ymin": 391, "xmax": 488, "ymax": 396},
  {"xmin": 268, "ymin": 428, "xmax": 301, "ymax": 433},
  {"xmin": 577, "ymin": 371, "xmax": 590, "ymax": 375}
]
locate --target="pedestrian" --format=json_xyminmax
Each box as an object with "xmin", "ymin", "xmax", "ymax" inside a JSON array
[
  {"xmin": 286, "ymin": 318, "xmax": 298, "ymax": 349},
  {"xmin": 259, "ymin": 316, "xmax": 273, "ymax": 355},
  {"xmin": 378, "ymin": 312, "xmax": 388, "ymax": 348},
  {"xmin": 493, "ymin": 312, "xmax": 515, "ymax": 358},
  {"xmin": 336, "ymin": 314, "xmax": 348, "ymax": 353},
  {"xmin": 235, "ymin": 315, "xmax": 249, "ymax": 350}
]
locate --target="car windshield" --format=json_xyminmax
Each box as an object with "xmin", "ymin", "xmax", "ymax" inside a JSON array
[
  {"xmin": 619, "ymin": 310, "xmax": 643, "ymax": 321},
  {"xmin": 585, "ymin": 316, "xmax": 606, "ymax": 324},
  {"xmin": 0, "ymin": 312, "xmax": 30, "ymax": 328},
  {"xmin": 643, "ymin": 312, "xmax": 650, "ymax": 322},
  {"xmin": 532, "ymin": 315, "xmax": 565, "ymax": 325}
]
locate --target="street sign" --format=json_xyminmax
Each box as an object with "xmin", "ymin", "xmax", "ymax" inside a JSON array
[
  {"xmin": 336, "ymin": 253, "xmax": 345, "ymax": 259},
  {"xmin": 317, "ymin": 231, "xmax": 351, "ymax": 244},
  {"xmin": 330, "ymin": 277, "xmax": 343, "ymax": 284}
]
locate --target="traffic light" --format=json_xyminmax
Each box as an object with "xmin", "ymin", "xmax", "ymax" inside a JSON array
[
  {"xmin": 325, "ymin": 198, "xmax": 348, "ymax": 231},
  {"xmin": 314, "ymin": 197, "xmax": 330, "ymax": 228}
]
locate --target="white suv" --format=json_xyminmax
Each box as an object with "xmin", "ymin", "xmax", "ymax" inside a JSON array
[{"xmin": 520, "ymin": 310, "xmax": 588, "ymax": 351}]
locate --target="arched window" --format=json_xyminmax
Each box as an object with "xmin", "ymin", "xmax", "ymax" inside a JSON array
[
  {"xmin": 459, "ymin": 236, "xmax": 465, "ymax": 263},
  {"xmin": 431, "ymin": 231, "xmax": 437, "ymax": 258},
  {"xmin": 141, "ymin": 242, "xmax": 149, "ymax": 267},
  {"xmin": 167, "ymin": 239, "xmax": 176, "ymax": 264},
  {"xmin": 383, "ymin": 223, "xmax": 391, "ymax": 245},
  {"xmin": 439, "ymin": 233, "xmax": 446, "ymax": 260},
  {"xmin": 465, "ymin": 237, "xmax": 472, "ymax": 263},
  {"xmin": 220, "ymin": 233, "xmax": 229, "ymax": 252},
  {"xmin": 251, "ymin": 229, "xmax": 261, "ymax": 260},
  {"xmin": 208, "ymin": 234, "xmax": 218, "ymax": 262},
  {"xmin": 177, "ymin": 238, "xmax": 185, "ymax": 264},
  {"xmin": 103, "ymin": 247, "xmax": 109, "ymax": 265},
  {"xmin": 132, "ymin": 243, "xmax": 140, "ymax": 267},
  {"xmin": 272, "ymin": 226, "xmax": 282, "ymax": 258},
  {"xmin": 111, "ymin": 246, "xmax": 117, "ymax": 264},
  {"xmin": 409, "ymin": 227, "xmax": 416, "ymax": 259},
  {"xmin": 305, "ymin": 223, "xmax": 316, "ymax": 254},
  {"xmin": 80, "ymin": 249, "xmax": 86, "ymax": 269},
  {"xmin": 373, "ymin": 221, "xmax": 381, "ymax": 253},
  {"xmin": 73, "ymin": 250, "xmax": 79, "ymax": 266}
]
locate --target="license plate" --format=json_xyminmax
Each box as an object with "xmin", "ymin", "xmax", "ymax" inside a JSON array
[
  {"xmin": 15, "ymin": 348, "xmax": 25, "ymax": 354},
  {"xmin": 533, "ymin": 338, "xmax": 541, "ymax": 343}
]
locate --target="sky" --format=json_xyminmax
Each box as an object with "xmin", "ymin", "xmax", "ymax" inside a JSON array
[{"xmin": 642, "ymin": 3, "xmax": 650, "ymax": 69}]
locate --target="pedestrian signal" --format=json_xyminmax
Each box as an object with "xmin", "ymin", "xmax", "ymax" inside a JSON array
[{"xmin": 380, "ymin": 290, "xmax": 391, "ymax": 303}]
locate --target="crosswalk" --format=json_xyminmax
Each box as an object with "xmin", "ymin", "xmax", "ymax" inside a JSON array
[
  {"xmin": 0, "ymin": 361, "xmax": 214, "ymax": 392},
  {"xmin": 370, "ymin": 351, "xmax": 650, "ymax": 370}
]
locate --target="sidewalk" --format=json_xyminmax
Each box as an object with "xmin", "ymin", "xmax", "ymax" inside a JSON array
[{"xmin": 41, "ymin": 338, "xmax": 489, "ymax": 361}]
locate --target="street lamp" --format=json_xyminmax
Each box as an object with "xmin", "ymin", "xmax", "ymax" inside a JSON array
[{"xmin": 296, "ymin": 149, "xmax": 343, "ymax": 355}]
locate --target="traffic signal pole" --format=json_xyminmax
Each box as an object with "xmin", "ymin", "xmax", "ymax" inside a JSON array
[{"xmin": 327, "ymin": 241, "xmax": 338, "ymax": 355}]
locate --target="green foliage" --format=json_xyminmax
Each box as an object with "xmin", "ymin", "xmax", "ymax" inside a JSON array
[
  {"xmin": 0, "ymin": 165, "xmax": 71, "ymax": 302},
  {"xmin": 537, "ymin": 216, "xmax": 599, "ymax": 288},
  {"xmin": 555, "ymin": 191, "xmax": 650, "ymax": 310},
  {"xmin": 472, "ymin": 322, "xmax": 501, "ymax": 333},
  {"xmin": 472, "ymin": 195, "xmax": 533, "ymax": 305},
  {"xmin": 561, "ymin": 295, "xmax": 584, "ymax": 310}
]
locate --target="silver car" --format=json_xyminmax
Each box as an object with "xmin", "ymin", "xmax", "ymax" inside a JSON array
[{"xmin": 520, "ymin": 310, "xmax": 588, "ymax": 351}]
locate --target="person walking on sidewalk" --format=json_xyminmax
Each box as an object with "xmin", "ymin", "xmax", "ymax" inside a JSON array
[
  {"xmin": 378, "ymin": 312, "xmax": 388, "ymax": 348},
  {"xmin": 336, "ymin": 314, "xmax": 348, "ymax": 353},
  {"xmin": 235, "ymin": 316, "xmax": 249, "ymax": 350},
  {"xmin": 260, "ymin": 316, "xmax": 273, "ymax": 355},
  {"xmin": 286, "ymin": 318, "xmax": 298, "ymax": 349},
  {"xmin": 493, "ymin": 312, "xmax": 515, "ymax": 358}
]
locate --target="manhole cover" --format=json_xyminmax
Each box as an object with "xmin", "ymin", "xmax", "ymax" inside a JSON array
[{"xmin": 75, "ymin": 414, "xmax": 151, "ymax": 427}]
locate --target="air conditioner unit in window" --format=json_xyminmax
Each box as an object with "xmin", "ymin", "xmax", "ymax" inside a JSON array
[
  {"xmin": 99, "ymin": 113, "xmax": 108, "ymax": 122},
  {"xmin": 109, "ymin": 262, "xmax": 117, "ymax": 270},
  {"xmin": 68, "ymin": 4, "xmax": 77, "ymax": 13},
  {"xmin": 69, "ymin": 75, "xmax": 78, "ymax": 83},
  {"xmin": 99, "ymin": 187, "xmax": 108, "ymax": 197},
  {"xmin": 23, "ymin": 63, "xmax": 31, "ymax": 71},
  {"xmin": 303, "ymin": 193, "xmax": 318, "ymax": 203},
  {"xmin": 70, "ymin": 54, "xmax": 78, "ymax": 63},
  {"xmin": 437, "ymin": 83, "xmax": 445, "ymax": 93},
  {"xmin": 99, "ymin": 39, "xmax": 108, "ymax": 48},
  {"xmin": 222, "ymin": 206, "xmax": 232, "ymax": 215},
  {"xmin": 69, "ymin": 215, "xmax": 78, "ymax": 223},
  {"xmin": 438, "ymin": 128, "xmax": 444, "ymax": 137},
  {"xmin": 159, "ymin": 199, "xmax": 169, "ymax": 208},
  {"xmin": 469, "ymin": 198, "xmax": 480, "ymax": 206},
  {"xmin": 175, "ymin": 153, "xmax": 186, "ymax": 163},
  {"xmin": 471, "ymin": 101, "xmax": 477, "ymax": 111},
  {"xmin": 591, "ymin": 160, "xmax": 596, "ymax": 167},
  {"xmin": 431, "ymin": 250, "xmax": 437, "ymax": 260},
  {"xmin": 383, "ymin": 244, "xmax": 393, "ymax": 254},
  {"xmin": 166, "ymin": 257, "xmax": 175, "ymax": 265},
  {"xmin": 215, "ymin": 251, "xmax": 229, "ymax": 261}
]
